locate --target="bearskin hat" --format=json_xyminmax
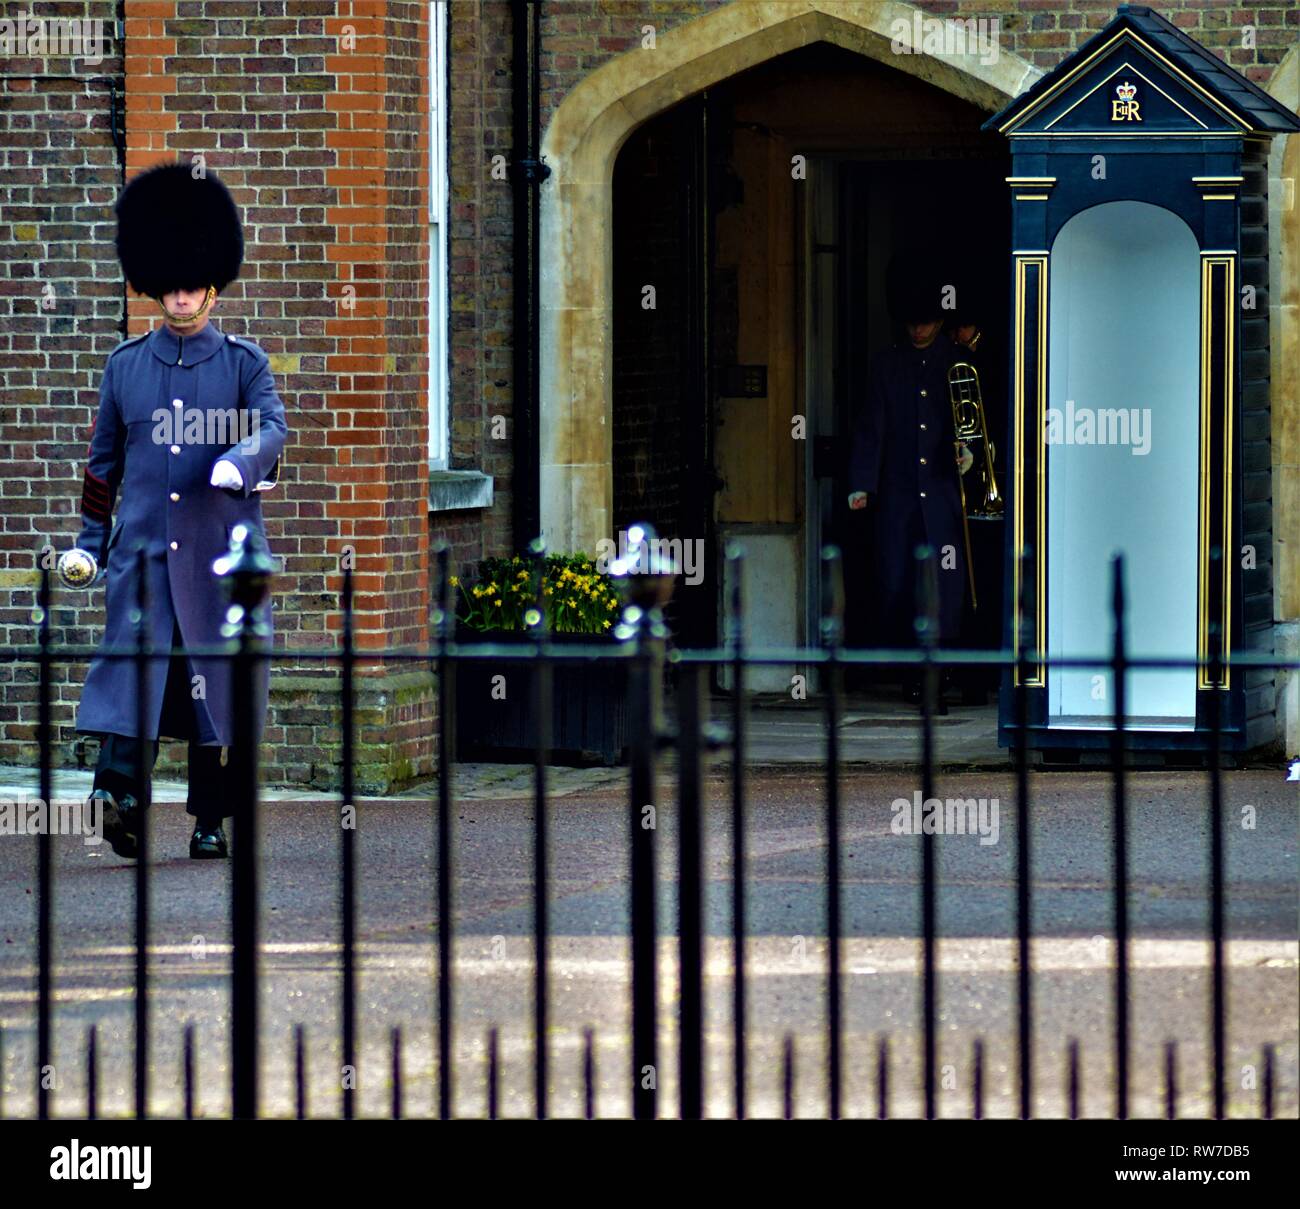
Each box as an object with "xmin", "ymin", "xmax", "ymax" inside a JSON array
[
  {"xmin": 885, "ymin": 250, "xmax": 946, "ymax": 325},
  {"xmin": 893, "ymin": 267, "xmax": 946, "ymax": 324},
  {"xmin": 114, "ymin": 163, "xmax": 244, "ymax": 298}
]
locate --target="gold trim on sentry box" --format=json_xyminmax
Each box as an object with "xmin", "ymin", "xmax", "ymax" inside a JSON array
[
  {"xmin": 1044, "ymin": 60, "xmax": 1210, "ymax": 131},
  {"xmin": 998, "ymin": 28, "xmax": 1250, "ymax": 133},
  {"xmin": 1197, "ymin": 254, "xmax": 1235, "ymax": 690},
  {"xmin": 1012, "ymin": 254, "xmax": 1048, "ymax": 687},
  {"xmin": 1194, "ymin": 177, "xmax": 1243, "ymax": 202}
]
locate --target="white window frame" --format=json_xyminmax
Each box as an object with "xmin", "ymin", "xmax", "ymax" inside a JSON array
[{"xmin": 428, "ymin": 0, "xmax": 449, "ymax": 468}]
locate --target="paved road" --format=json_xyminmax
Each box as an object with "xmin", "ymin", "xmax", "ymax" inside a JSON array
[{"xmin": 0, "ymin": 767, "xmax": 1294, "ymax": 1118}]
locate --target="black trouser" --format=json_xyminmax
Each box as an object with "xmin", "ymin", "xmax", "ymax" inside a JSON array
[
  {"xmin": 887, "ymin": 510, "xmax": 961, "ymax": 699},
  {"xmin": 93, "ymin": 733, "xmax": 241, "ymax": 824},
  {"xmin": 90, "ymin": 624, "xmax": 239, "ymax": 825}
]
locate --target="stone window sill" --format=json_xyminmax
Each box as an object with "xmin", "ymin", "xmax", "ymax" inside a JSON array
[{"xmin": 429, "ymin": 467, "xmax": 494, "ymax": 512}]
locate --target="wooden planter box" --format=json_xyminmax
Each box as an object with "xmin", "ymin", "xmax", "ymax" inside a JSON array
[{"xmin": 453, "ymin": 628, "xmax": 628, "ymax": 766}]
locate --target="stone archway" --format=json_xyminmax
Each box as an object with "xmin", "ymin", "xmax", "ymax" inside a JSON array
[{"xmin": 537, "ymin": 0, "xmax": 1040, "ymax": 553}]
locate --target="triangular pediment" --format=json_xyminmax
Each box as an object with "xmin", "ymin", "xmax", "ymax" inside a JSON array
[{"xmin": 985, "ymin": 6, "xmax": 1300, "ymax": 138}]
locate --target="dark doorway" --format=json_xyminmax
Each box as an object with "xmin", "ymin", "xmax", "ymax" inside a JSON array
[
  {"xmin": 611, "ymin": 43, "xmax": 1011, "ymax": 675},
  {"xmin": 611, "ymin": 95, "xmax": 717, "ymax": 649},
  {"xmin": 833, "ymin": 158, "xmax": 1011, "ymax": 673}
]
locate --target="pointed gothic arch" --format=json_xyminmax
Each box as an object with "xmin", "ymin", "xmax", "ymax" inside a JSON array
[{"xmin": 536, "ymin": 0, "xmax": 1042, "ymax": 551}]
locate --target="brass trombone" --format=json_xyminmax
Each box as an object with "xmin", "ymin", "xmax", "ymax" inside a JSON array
[{"xmin": 947, "ymin": 360, "xmax": 1004, "ymax": 610}]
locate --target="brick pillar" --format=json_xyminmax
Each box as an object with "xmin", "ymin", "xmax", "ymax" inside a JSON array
[
  {"xmin": 0, "ymin": 2, "xmax": 123, "ymax": 768},
  {"xmin": 318, "ymin": 0, "xmax": 435, "ymax": 787}
]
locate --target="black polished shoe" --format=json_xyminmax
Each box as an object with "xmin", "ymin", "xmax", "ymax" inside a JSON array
[
  {"xmin": 95, "ymin": 788, "xmax": 140, "ymax": 859},
  {"xmin": 189, "ymin": 822, "xmax": 228, "ymax": 860}
]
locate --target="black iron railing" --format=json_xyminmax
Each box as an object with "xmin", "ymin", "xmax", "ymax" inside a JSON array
[{"xmin": 1, "ymin": 536, "xmax": 1295, "ymax": 1119}]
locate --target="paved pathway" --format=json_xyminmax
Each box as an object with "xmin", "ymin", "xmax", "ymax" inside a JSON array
[{"xmin": 0, "ymin": 767, "xmax": 1293, "ymax": 1119}]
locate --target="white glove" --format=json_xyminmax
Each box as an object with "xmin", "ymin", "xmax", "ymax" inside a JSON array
[
  {"xmin": 957, "ymin": 444, "xmax": 974, "ymax": 476},
  {"xmin": 210, "ymin": 459, "xmax": 244, "ymax": 490}
]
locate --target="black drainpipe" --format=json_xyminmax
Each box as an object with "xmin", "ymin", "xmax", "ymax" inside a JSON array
[{"xmin": 511, "ymin": 0, "xmax": 550, "ymax": 550}]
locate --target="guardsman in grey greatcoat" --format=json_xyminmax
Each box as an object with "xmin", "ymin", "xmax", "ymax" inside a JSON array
[
  {"xmin": 847, "ymin": 275, "xmax": 972, "ymax": 705},
  {"xmin": 60, "ymin": 163, "xmax": 287, "ymax": 859}
]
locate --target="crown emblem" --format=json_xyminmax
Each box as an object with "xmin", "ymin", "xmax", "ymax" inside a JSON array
[{"xmin": 1115, "ymin": 81, "xmax": 1137, "ymax": 101}]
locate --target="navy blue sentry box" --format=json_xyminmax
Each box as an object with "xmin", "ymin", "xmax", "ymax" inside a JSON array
[{"xmin": 983, "ymin": 5, "xmax": 1299, "ymax": 759}]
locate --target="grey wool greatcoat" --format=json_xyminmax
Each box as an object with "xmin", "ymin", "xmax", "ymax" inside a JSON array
[
  {"xmin": 849, "ymin": 331, "xmax": 967, "ymax": 644},
  {"xmin": 74, "ymin": 321, "xmax": 287, "ymax": 745}
]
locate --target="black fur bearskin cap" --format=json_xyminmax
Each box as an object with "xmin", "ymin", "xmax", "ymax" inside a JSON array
[
  {"xmin": 894, "ymin": 272, "xmax": 945, "ymax": 325},
  {"xmin": 114, "ymin": 163, "xmax": 244, "ymax": 298}
]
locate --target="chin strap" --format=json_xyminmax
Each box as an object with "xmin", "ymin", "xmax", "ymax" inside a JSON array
[{"xmin": 156, "ymin": 285, "xmax": 216, "ymax": 327}]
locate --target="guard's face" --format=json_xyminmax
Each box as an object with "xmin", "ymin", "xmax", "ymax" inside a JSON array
[
  {"xmin": 160, "ymin": 287, "xmax": 211, "ymax": 318},
  {"xmin": 906, "ymin": 320, "xmax": 943, "ymax": 348}
]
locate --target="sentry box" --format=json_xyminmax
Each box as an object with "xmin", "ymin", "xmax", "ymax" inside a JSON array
[{"xmin": 984, "ymin": 5, "xmax": 1299, "ymax": 761}]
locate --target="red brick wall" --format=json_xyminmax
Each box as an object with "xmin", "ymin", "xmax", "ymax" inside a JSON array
[
  {"xmin": 0, "ymin": 1, "xmax": 123, "ymax": 770},
  {"xmin": 538, "ymin": 0, "xmax": 724, "ymax": 128},
  {"xmin": 443, "ymin": 0, "xmax": 513, "ymax": 570},
  {"xmin": 379, "ymin": 1, "xmax": 438, "ymax": 771}
]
